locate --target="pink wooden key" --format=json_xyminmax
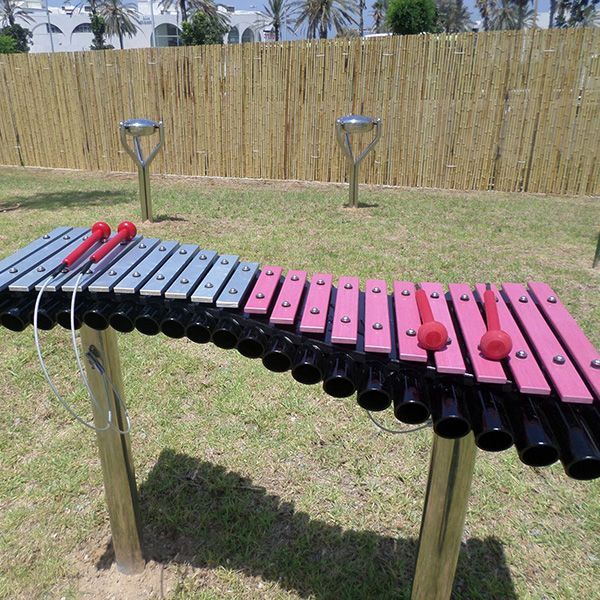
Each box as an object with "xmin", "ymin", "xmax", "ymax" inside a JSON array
[
  {"xmin": 419, "ymin": 282, "xmax": 466, "ymax": 375},
  {"xmin": 299, "ymin": 273, "xmax": 333, "ymax": 334},
  {"xmin": 502, "ymin": 283, "xmax": 593, "ymax": 404},
  {"xmin": 270, "ymin": 270, "xmax": 307, "ymax": 325},
  {"xmin": 393, "ymin": 281, "xmax": 427, "ymax": 363},
  {"xmin": 528, "ymin": 281, "xmax": 600, "ymax": 400},
  {"xmin": 475, "ymin": 284, "xmax": 550, "ymax": 395},
  {"xmin": 331, "ymin": 276, "xmax": 360, "ymax": 345},
  {"xmin": 364, "ymin": 279, "xmax": 391, "ymax": 354},
  {"xmin": 448, "ymin": 284, "xmax": 507, "ymax": 384},
  {"xmin": 244, "ymin": 266, "xmax": 283, "ymax": 314}
]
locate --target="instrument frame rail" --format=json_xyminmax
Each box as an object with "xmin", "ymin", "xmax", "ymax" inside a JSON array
[{"xmin": 1, "ymin": 227, "xmax": 599, "ymax": 599}]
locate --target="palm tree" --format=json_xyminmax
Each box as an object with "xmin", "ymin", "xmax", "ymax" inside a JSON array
[
  {"xmin": 292, "ymin": 0, "xmax": 358, "ymax": 39},
  {"xmin": 264, "ymin": 0, "xmax": 293, "ymax": 40},
  {"xmin": 98, "ymin": 0, "xmax": 140, "ymax": 49},
  {"xmin": 0, "ymin": 0, "xmax": 33, "ymax": 27},
  {"xmin": 475, "ymin": 0, "xmax": 495, "ymax": 29},
  {"xmin": 489, "ymin": 0, "xmax": 532, "ymax": 28},
  {"xmin": 160, "ymin": 0, "xmax": 223, "ymax": 23},
  {"xmin": 437, "ymin": 0, "xmax": 472, "ymax": 31},
  {"xmin": 371, "ymin": 0, "xmax": 387, "ymax": 31}
]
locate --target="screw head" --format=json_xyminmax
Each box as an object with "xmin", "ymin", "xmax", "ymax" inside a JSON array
[
  {"xmin": 372, "ymin": 287, "xmax": 381, "ymax": 294},
  {"xmin": 180, "ymin": 278, "xmax": 189, "ymax": 284},
  {"xmin": 139, "ymin": 243, "xmax": 146, "ymax": 249},
  {"xmin": 266, "ymin": 270, "xmax": 274, "ymax": 276},
  {"xmin": 256, "ymin": 292, "xmax": 265, "ymax": 299},
  {"xmin": 316, "ymin": 279, "xmax": 325, "ymax": 285},
  {"xmin": 86, "ymin": 269, "xmax": 93, "ymax": 274},
  {"xmin": 159, "ymin": 245, "xmax": 167, "ymax": 251},
  {"xmin": 515, "ymin": 350, "xmax": 527, "ymax": 359},
  {"xmin": 199, "ymin": 254, "xmax": 207, "ymax": 260},
  {"xmin": 229, "ymin": 288, "xmax": 238, "ymax": 294},
  {"xmin": 460, "ymin": 294, "xmax": 469, "ymax": 301},
  {"xmin": 344, "ymin": 283, "xmax": 353, "ymax": 290},
  {"xmin": 156, "ymin": 274, "xmax": 165, "ymax": 280},
  {"xmin": 430, "ymin": 292, "xmax": 440, "ymax": 299},
  {"xmin": 221, "ymin": 258, "xmax": 229, "ymax": 265},
  {"xmin": 205, "ymin": 282, "xmax": 213, "ymax": 288},
  {"xmin": 401, "ymin": 289, "xmax": 410, "ymax": 296},
  {"xmin": 519, "ymin": 295, "xmax": 528, "ymax": 303},
  {"xmin": 591, "ymin": 359, "xmax": 600, "ymax": 369},
  {"xmin": 132, "ymin": 271, "xmax": 140, "ymax": 278},
  {"xmin": 291, "ymin": 275, "xmax": 299, "ymax": 281},
  {"xmin": 36, "ymin": 266, "xmax": 45, "ymax": 272},
  {"xmin": 341, "ymin": 315, "xmax": 351, "ymax": 323},
  {"xmin": 310, "ymin": 307, "xmax": 320, "ymax": 314},
  {"xmin": 63, "ymin": 235, "xmax": 70, "ymax": 240},
  {"xmin": 372, "ymin": 322, "xmax": 383, "ymax": 330},
  {"xmin": 179, "ymin": 248, "xmax": 187, "ymax": 255},
  {"xmin": 242, "ymin": 265, "xmax": 250, "ymax": 272},
  {"xmin": 547, "ymin": 296, "xmax": 557, "ymax": 303},
  {"xmin": 553, "ymin": 355, "xmax": 565, "ymax": 365},
  {"xmin": 82, "ymin": 235, "xmax": 89, "ymax": 241},
  {"xmin": 43, "ymin": 234, "xmax": 50, "ymax": 239},
  {"xmin": 8, "ymin": 267, "xmax": 17, "ymax": 273},
  {"xmin": 109, "ymin": 270, "xmax": 117, "ymax": 276},
  {"xmin": 282, "ymin": 300, "xmax": 291, "ymax": 307}
]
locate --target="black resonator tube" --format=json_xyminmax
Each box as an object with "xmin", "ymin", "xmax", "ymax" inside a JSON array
[
  {"xmin": 506, "ymin": 396, "xmax": 559, "ymax": 467},
  {"xmin": 1, "ymin": 297, "xmax": 36, "ymax": 332},
  {"xmin": 185, "ymin": 311, "xmax": 215, "ymax": 344},
  {"xmin": 237, "ymin": 326, "xmax": 267, "ymax": 359},
  {"xmin": 546, "ymin": 401, "xmax": 600, "ymax": 480},
  {"xmin": 262, "ymin": 335, "xmax": 295, "ymax": 373},
  {"xmin": 109, "ymin": 303, "xmax": 137, "ymax": 333},
  {"xmin": 31, "ymin": 298, "xmax": 63, "ymax": 331},
  {"xmin": 357, "ymin": 364, "xmax": 392, "ymax": 411},
  {"xmin": 291, "ymin": 345, "xmax": 324, "ymax": 385},
  {"xmin": 160, "ymin": 307, "xmax": 192, "ymax": 339},
  {"xmin": 211, "ymin": 317, "xmax": 241, "ymax": 349},
  {"xmin": 322, "ymin": 354, "xmax": 357, "ymax": 399},
  {"xmin": 83, "ymin": 302, "xmax": 113, "ymax": 331},
  {"xmin": 429, "ymin": 383, "xmax": 471, "ymax": 439},
  {"xmin": 393, "ymin": 375, "xmax": 431, "ymax": 424},
  {"xmin": 469, "ymin": 389, "xmax": 514, "ymax": 452},
  {"xmin": 135, "ymin": 304, "xmax": 164, "ymax": 336},
  {"xmin": 56, "ymin": 300, "xmax": 88, "ymax": 330}
]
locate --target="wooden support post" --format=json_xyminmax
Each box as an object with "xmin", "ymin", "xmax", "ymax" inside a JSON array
[{"xmin": 80, "ymin": 325, "xmax": 144, "ymax": 574}]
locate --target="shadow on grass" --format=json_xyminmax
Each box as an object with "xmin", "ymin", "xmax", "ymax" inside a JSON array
[
  {"xmin": 98, "ymin": 449, "xmax": 518, "ymax": 600},
  {"xmin": 0, "ymin": 190, "xmax": 129, "ymax": 211}
]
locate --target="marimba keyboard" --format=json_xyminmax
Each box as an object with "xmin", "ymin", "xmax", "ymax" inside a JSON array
[{"xmin": 1, "ymin": 225, "xmax": 599, "ymax": 480}]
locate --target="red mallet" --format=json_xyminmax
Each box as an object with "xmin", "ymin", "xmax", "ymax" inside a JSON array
[
  {"xmin": 415, "ymin": 285, "xmax": 448, "ymax": 351},
  {"xmin": 479, "ymin": 284, "xmax": 512, "ymax": 361},
  {"xmin": 90, "ymin": 221, "xmax": 137, "ymax": 264},
  {"xmin": 62, "ymin": 222, "xmax": 111, "ymax": 268}
]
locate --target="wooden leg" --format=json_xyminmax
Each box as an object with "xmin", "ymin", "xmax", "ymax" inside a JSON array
[
  {"xmin": 80, "ymin": 325, "xmax": 144, "ymax": 574},
  {"xmin": 411, "ymin": 433, "xmax": 476, "ymax": 600}
]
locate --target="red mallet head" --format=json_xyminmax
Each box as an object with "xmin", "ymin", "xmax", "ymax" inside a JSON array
[
  {"xmin": 417, "ymin": 320, "xmax": 448, "ymax": 351},
  {"xmin": 480, "ymin": 329, "xmax": 512, "ymax": 361},
  {"xmin": 117, "ymin": 220, "xmax": 137, "ymax": 240},
  {"xmin": 92, "ymin": 221, "xmax": 111, "ymax": 240}
]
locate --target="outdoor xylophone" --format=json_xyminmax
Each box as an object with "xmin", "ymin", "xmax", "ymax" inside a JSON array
[{"xmin": 1, "ymin": 222, "xmax": 599, "ymax": 481}]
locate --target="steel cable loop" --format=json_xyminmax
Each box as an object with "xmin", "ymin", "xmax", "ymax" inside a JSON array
[
  {"xmin": 70, "ymin": 271, "xmax": 132, "ymax": 434},
  {"xmin": 34, "ymin": 274, "xmax": 111, "ymax": 432},
  {"xmin": 366, "ymin": 409, "xmax": 432, "ymax": 434}
]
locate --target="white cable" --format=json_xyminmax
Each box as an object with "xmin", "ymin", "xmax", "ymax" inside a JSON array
[
  {"xmin": 366, "ymin": 409, "xmax": 432, "ymax": 435},
  {"xmin": 70, "ymin": 271, "xmax": 132, "ymax": 435},
  {"xmin": 33, "ymin": 274, "xmax": 111, "ymax": 432}
]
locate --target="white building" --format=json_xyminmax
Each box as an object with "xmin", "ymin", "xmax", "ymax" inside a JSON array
[{"xmin": 14, "ymin": 0, "xmax": 272, "ymax": 53}]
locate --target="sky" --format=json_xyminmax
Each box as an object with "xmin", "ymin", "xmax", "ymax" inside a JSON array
[{"xmin": 48, "ymin": 0, "xmax": 554, "ymax": 35}]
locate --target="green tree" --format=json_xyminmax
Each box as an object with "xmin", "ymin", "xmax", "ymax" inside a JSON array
[
  {"xmin": 475, "ymin": 0, "xmax": 495, "ymax": 29},
  {"xmin": 292, "ymin": 0, "xmax": 358, "ymax": 39},
  {"xmin": 181, "ymin": 9, "xmax": 228, "ymax": 45},
  {"xmin": 263, "ymin": 0, "xmax": 293, "ymax": 40},
  {"xmin": 556, "ymin": 0, "xmax": 598, "ymax": 26},
  {"xmin": 0, "ymin": 0, "xmax": 33, "ymax": 27},
  {"xmin": 90, "ymin": 13, "xmax": 112, "ymax": 49},
  {"xmin": 437, "ymin": 0, "xmax": 472, "ymax": 30},
  {"xmin": 386, "ymin": 0, "xmax": 437, "ymax": 34},
  {"xmin": 488, "ymin": 0, "xmax": 533, "ymax": 28},
  {"xmin": 0, "ymin": 32, "xmax": 16, "ymax": 52},
  {"xmin": 0, "ymin": 23, "xmax": 31, "ymax": 52},
  {"xmin": 160, "ymin": 0, "xmax": 225, "ymax": 23},
  {"xmin": 98, "ymin": 0, "xmax": 140, "ymax": 49},
  {"xmin": 371, "ymin": 0, "xmax": 388, "ymax": 31}
]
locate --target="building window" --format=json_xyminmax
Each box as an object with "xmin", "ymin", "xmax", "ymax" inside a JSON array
[
  {"xmin": 241, "ymin": 28, "xmax": 254, "ymax": 43},
  {"xmin": 73, "ymin": 23, "xmax": 93, "ymax": 33},
  {"xmin": 46, "ymin": 24, "xmax": 63, "ymax": 33},
  {"xmin": 152, "ymin": 23, "xmax": 181, "ymax": 47},
  {"xmin": 227, "ymin": 26, "xmax": 239, "ymax": 44}
]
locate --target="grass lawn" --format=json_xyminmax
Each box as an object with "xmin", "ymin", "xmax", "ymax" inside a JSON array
[{"xmin": 0, "ymin": 166, "xmax": 598, "ymax": 600}]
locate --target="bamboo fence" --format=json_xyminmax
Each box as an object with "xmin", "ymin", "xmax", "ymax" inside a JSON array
[{"xmin": 0, "ymin": 28, "xmax": 598, "ymax": 194}]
